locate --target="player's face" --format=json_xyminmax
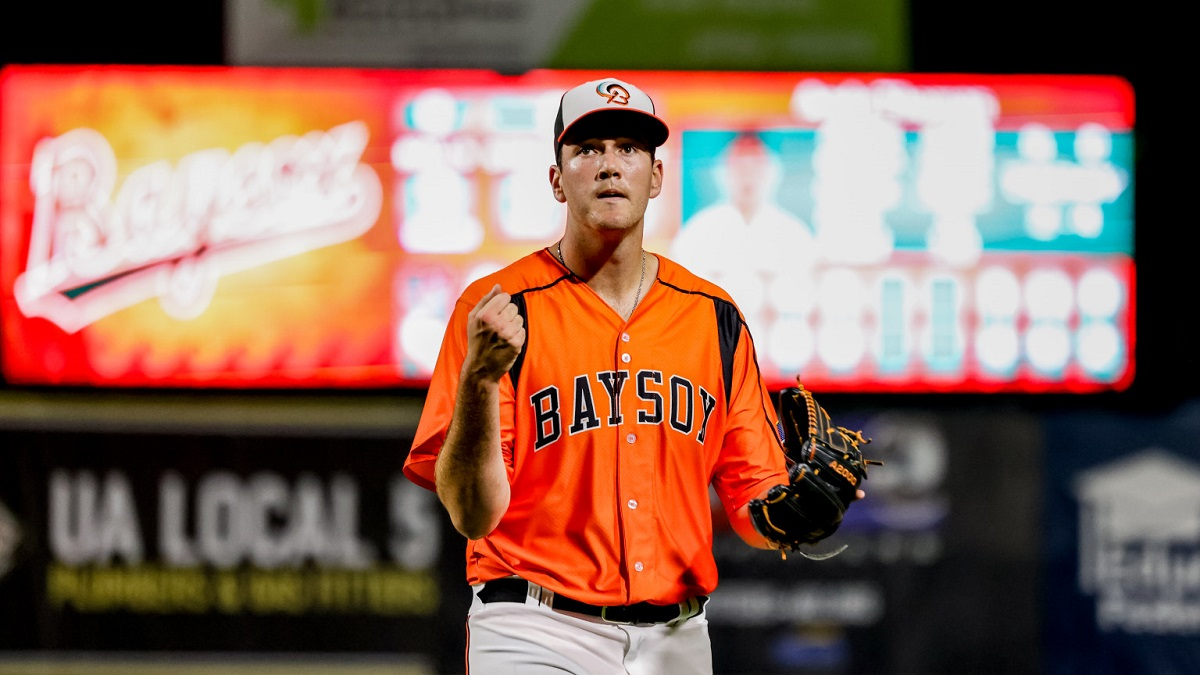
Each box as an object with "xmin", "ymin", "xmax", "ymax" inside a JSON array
[{"xmin": 550, "ymin": 135, "xmax": 663, "ymax": 235}]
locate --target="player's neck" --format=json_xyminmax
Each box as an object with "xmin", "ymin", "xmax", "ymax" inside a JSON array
[{"xmin": 556, "ymin": 238, "xmax": 653, "ymax": 320}]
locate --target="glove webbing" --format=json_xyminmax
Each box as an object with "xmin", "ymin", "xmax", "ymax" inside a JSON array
[{"xmin": 795, "ymin": 383, "xmax": 881, "ymax": 481}]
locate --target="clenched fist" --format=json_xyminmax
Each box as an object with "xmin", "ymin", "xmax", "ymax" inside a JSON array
[{"xmin": 464, "ymin": 284, "xmax": 526, "ymax": 382}]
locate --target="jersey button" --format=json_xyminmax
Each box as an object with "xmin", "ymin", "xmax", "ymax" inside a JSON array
[
  {"xmin": 634, "ymin": 562, "xmax": 644, "ymax": 572},
  {"xmin": 626, "ymin": 433, "xmax": 636, "ymax": 444},
  {"xmin": 621, "ymin": 333, "xmax": 631, "ymax": 342},
  {"xmin": 621, "ymin": 353, "xmax": 631, "ymax": 363},
  {"xmin": 627, "ymin": 499, "xmax": 638, "ymax": 509}
]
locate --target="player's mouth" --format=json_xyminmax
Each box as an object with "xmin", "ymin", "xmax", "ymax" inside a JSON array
[{"xmin": 597, "ymin": 188, "xmax": 625, "ymax": 200}]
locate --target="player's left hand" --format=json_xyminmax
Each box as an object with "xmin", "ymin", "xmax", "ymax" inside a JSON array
[{"xmin": 748, "ymin": 380, "xmax": 880, "ymax": 557}]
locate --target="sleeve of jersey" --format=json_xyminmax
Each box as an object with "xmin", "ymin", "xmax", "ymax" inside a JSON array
[
  {"xmin": 402, "ymin": 297, "xmax": 519, "ymax": 493},
  {"xmin": 709, "ymin": 322, "xmax": 790, "ymax": 513}
]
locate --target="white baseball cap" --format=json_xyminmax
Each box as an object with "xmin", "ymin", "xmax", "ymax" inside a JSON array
[{"xmin": 553, "ymin": 77, "xmax": 670, "ymax": 151}]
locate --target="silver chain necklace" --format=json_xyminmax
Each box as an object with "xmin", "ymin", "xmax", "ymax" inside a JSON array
[{"xmin": 557, "ymin": 241, "xmax": 646, "ymax": 316}]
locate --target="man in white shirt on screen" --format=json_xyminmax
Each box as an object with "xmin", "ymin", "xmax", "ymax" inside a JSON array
[{"xmin": 670, "ymin": 131, "xmax": 817, "ymax": 333}]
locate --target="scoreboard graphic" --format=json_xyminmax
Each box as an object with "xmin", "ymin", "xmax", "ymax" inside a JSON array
[{"xmin": 0, "ymin": 66, "xmax": 1134, "ymax": 392}]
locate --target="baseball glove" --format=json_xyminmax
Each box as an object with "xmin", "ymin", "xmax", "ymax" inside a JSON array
[{"xmin": 749, "ymin": 379, "xmax": 880, "ymax": 559}]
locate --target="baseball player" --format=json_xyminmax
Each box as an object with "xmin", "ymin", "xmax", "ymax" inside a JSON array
[{"xmin": 403, "ymin": 76, "xmax": 864, "ymax": 674}]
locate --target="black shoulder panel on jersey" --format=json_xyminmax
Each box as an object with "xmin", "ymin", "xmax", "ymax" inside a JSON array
[
  {"xmin": 503, "ymin": 274, "xmax": 572, "ymax": 391},
  {"xmin": 713, "ymin": 297, "xmax": 741, "ymax": 403},
  {"xmin": 507, "ymin": 292, "xmax": 530, "ymax": 389}
]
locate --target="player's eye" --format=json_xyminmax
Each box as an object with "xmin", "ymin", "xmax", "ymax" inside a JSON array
[{"xmin": 620, "ymin": 140, "xmax": 649, "ymax": 155}]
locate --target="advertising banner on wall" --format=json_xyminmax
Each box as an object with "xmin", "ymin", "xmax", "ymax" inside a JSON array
[
  {"xmin": 1042, "ymin": 403, "xmax": 1200, "ymax": 674},
  {"xmin": 705, "ymin": 405, "xmax": 1043, "ymax": 674},
  {"xmin": 0, "ymin": 430, "xmax": 467, "ymax": 674},
  {"xmin": 224, "ymin": 0, "xmax": 911, "ymax": 73},
  {"xmin": 0, "ymin": 66, "xmax": 1136, "ymax": 393},
  {"xmin": 0, "ymin": 405, "xmax": 1044, "ymax": 674}
]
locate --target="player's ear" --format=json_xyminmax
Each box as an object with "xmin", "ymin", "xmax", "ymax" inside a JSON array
[
  {"xmin": 648, "ymin": 157, "xmax": 663, "ymax": 199},
  {"xmin": 549, "ymin": 164, "xmax": 567, "ymax": 203}
]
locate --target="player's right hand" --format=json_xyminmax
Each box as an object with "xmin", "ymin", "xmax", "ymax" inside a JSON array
[{"xmin": 464, "ymin": 284, "xmax": 526, "ymax": 382}]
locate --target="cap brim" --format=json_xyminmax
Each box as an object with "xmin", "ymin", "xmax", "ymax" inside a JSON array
[{"xmin": 556, "ymin": 108, "xmax": 670, "ymax": 148}]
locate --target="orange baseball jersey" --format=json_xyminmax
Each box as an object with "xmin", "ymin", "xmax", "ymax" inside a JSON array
[{"xmin": 404, "ymin": 247, "xmax": 790, "ymax": 606}]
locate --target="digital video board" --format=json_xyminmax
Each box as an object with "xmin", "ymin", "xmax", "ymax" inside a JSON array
[{"xmin": 0, "ymin": 66, "xmax": 1134, "ymax": 392}]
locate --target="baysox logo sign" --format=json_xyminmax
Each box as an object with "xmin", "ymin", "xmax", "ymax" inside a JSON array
[
  {"xmin": 1074, "ymin": 449, "xmax": 1200, "ymax": 634},
  {"xmin": 13, "ymin": 122, "xmax": 382, "ymax": 333}
]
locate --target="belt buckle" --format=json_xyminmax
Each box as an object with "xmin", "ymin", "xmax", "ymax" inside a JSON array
[{"xmin": 600, "ymin": 605, "xmax": 635, "ymax": 625}]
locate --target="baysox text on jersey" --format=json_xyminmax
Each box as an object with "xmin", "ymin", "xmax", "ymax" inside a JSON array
[{"xmin": 529, "ymin": 370, "xmax": 720, "ymax": 450}]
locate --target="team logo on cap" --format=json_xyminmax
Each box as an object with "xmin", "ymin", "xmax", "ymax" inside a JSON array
[{"xmin": 596, "ymin": 81, "xmax": 631, "ymax": 106}]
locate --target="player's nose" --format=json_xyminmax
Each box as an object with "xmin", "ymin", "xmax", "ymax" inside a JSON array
[{"xmin": 598, "ymin": 145, "xmax": 621, "ymax": 179}]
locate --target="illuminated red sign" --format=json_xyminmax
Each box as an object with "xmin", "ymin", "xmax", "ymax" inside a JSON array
[{"xmin": 0, "ymin": 66, "xmax": 1135, "ymax": 392}]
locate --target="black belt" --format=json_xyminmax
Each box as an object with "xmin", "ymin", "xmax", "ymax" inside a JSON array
[{"xmin": 478, "ymin": 577, "xmax": 707, "ymax": 625}]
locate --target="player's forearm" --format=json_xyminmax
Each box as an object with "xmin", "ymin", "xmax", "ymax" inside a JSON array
[
  {"xmin": 436, "ymin": 372, "xmax": 511, "ymax": 540},
  {"xmin": 730, "ymin": 501, "xmax": 775, "ymax": 550}
]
